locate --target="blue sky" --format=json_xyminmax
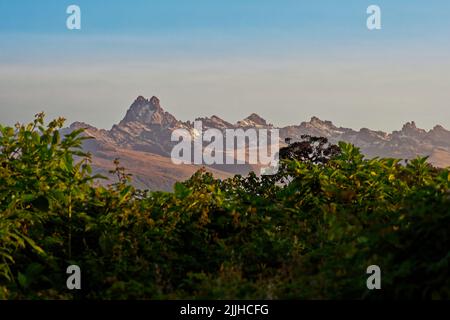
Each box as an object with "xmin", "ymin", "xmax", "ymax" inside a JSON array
[
  {"xmin": 1, "ymin": 1, "xmax": 450, "ymax": 131},
  {"xmin": 1, "ymin": 1, "xmax": 449, "ymax": 36}
]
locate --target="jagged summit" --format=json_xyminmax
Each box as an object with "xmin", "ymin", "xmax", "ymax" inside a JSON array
[
  {"xmin": 70, "ymin": 121, "xmax": 95, "ymax": 130},
  {"xmin": 308, "ymin": 116, "xmax": 335, "ymax": 127},
  {"xmin": 433, "ymin": 124, "xmax": 446, "ymax": 131},
  {"xmin": 195, "ymin": 115, "xmax": 233, "ymax": 130},
  {"xmin": 237, "ymin": 113, "xmax": 270, "ymax": 127},
  {"xmin": 64, "ymin": 95, "xmax": 450, "ymax": 190},
  {"xmin": 211, "ymin": 115, "xmax": 224, "ymax": 122},
  {"xmin": 133, "ymin": 95, "xmax": 160, "ymax": 106},
  {"xmin": 404, "ymin": 121, "xmax": 417, "ymax": 129},
  {"xmin": 399, "ymin": 121, "xmax": 427, "ymax": 137},
  {"xmin": 402, "ymin": 121, "xmax": 419, "ymax": 131},
  {"xmin": 119, "ymin": 95, "xmax": 177, "ymax": 127}
]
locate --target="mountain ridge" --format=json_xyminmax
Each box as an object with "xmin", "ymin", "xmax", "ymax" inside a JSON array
[{"xmin": 67, "ymin": 95, "xmax": 450, "ymax": 190}]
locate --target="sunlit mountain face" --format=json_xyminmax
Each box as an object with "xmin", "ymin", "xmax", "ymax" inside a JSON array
[{"xmin": 64, "ymin": 95, "xmax": 450, "ymax": 190}]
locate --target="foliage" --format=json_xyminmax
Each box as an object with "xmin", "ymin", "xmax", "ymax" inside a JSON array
[
  {"xmin": 0, "ymin": 114, "xmax": 449, "ymax": 299},
  {"xmin": 281, "ymin": 135, "xmax": 341, "ymax": 165}
]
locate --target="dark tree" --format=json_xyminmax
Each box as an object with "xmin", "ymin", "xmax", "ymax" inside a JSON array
[{"xmin": 279, "ymin": 135, "xmax": 341, "ymax": 165}]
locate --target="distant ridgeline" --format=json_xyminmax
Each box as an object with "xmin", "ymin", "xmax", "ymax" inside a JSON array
[
  {"xmin": 63, "ymin": 96, "xmax": 450, "ymax": 190},
  {"xmin": 1, "ymin": 112, "xmax": 449, "ymax": 299}
]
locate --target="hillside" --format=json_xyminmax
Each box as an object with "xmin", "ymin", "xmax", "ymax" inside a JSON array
[{"xmin": 65, "ymin": 96, "xmax": 450, "ymax": 190}]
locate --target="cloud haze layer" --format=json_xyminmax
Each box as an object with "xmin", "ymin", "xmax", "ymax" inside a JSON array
[{"xmin": 1, "ymin": 1, "xmax": 450, "ymax": 131}]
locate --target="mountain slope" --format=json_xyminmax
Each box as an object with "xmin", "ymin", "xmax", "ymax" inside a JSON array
[{"xmin": 66, "ymin": 95, "xmax": 450, "ymax": 190}]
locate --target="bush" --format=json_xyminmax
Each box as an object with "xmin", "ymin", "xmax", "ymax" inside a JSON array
[{"xmin": 0, "ymin": 114, "xmax": 449, "ymax": 299}]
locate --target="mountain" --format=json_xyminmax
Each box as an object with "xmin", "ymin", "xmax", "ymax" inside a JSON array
[
  {"xmin": 66, "ymin": 95, "xmax": 450, "ymax": 190},
  {"xmin": 237, "ymin": 113, "xmax": 272, "ymax": 128},
  {"xmin": 280, "ymin": 117, "xmax": 450, "ymax": 166}
]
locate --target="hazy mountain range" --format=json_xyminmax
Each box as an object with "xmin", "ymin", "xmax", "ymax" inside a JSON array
[{"xmin": 65, "ymin": 96, "xmax": 450, "ymax": 190}]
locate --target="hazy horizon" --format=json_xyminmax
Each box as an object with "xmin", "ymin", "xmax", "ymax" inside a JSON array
[{"xmin": 1, "ymin": 1, "xmax": 450, "ymax": 132}]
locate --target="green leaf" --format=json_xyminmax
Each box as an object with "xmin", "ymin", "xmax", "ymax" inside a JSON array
[
  {"xmin": 17, "ymin": 272, "xmax": 28, "ymax": 288},
  {"xmin": 19, "ymin": 233, "xmax": 46, "ymax": 256}
]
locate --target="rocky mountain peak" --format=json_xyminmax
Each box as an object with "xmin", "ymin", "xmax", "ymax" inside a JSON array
[
  {"xmin": 119, "ymin": 95, "xmax": 176, "ymax": 127},
  {"xmin": 303, "ymin": 116, "xmax": 337, "ymax": 131},
  {"xmin": 149, "ymin": 96, "xmax": 161, "ymax": 106},
  {"xmin": 193, "ymin": 115, "xmax": 233, "ymax": 130},
  {"xmin": 210, "ymin": 115, "xmax": 223, "ymax": 121},
  {"xmin": 237, "ymin": 113, "xmax": 269, "ymax": 127},
  {"xmin": 64, "ymin": 95, "xmax": 450, "ymax": 190},
  {"xmin": 70, "ymin": 121, "xmax": 96, "ymax": 130},
  {"xmin": 400, "ymin": 121, "xmax": 426, "ymax": 136},
  {"xmin": 309, "ymin": 116, "xmax": 333, "ymax": 126},
  {"xmin": 402, "ymin": 121, "xmax": 417, "ymax": 130},
  {"xmin": 432, "ymin": 124, "xmax": 446, "ymax": 132}
]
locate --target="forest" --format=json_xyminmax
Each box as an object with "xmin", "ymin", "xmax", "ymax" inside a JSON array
[{"xmin": 0, "ymin": 113, "xmax": 449, "ymax": 299}]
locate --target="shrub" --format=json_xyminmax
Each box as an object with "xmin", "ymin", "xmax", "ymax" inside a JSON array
[{"xmin": 0, "ymin": 115, "xmax": 449, "ymax": 299}]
